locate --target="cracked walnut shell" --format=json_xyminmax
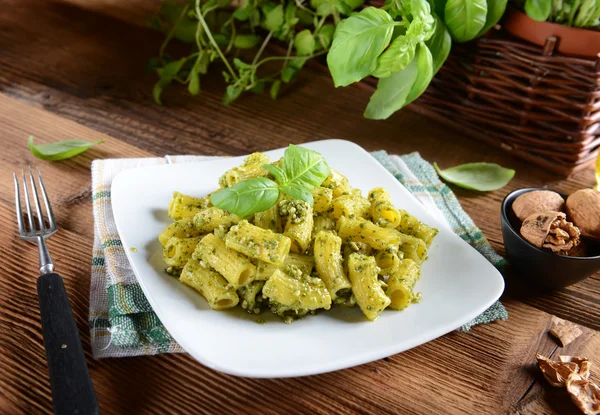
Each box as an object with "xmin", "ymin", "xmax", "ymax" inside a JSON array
[
  {"xmin": 521, "ymin": 212, "xmax": 581, "ymax": 253},
  {"xmin": 566, "ymin": 372, "xmax": 600, "ymax": 415},
  {"xmin": 513, "ymin": 190, "xmax": 565, "ymax": 221},
  {"xmin": 566, "ymin": 189, "xmax": 600, "ymax": 241}
]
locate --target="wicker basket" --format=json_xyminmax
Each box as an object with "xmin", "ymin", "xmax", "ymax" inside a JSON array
[{"xmin": 358, "ymin": 23, "xmax": 600, "ymax": 176}]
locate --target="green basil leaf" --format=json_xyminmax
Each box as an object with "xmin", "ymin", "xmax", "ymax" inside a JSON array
[
  {"xmin": 477, "ymin": 0, "xmax": 507, "ymax": 35},
  {"xmin": 156, "ymin": 58, "xmax": 187, "ymax": 78},
  {"xmin": 263, "ymin": 164, "xmax": 286, "ymax": 182},
  {"xmin": 444, "ymin": 0, "xmax": 487, "ymax": 42},
  {"xmin": 281, "ymin": 57, "xmax": 307, "ymax": 83},
  {"xmin": 434, "ymin": 162, "xmax": 515, "ymax": 191},
  {"xmin": 316, "ymin": 24, "xmax": 336, "ymax": 49},
  {"xmin": 425, "ymin": 15, "xmax": 452, "ymax": 74},
  {"xmin": 364, "ymin": 47, "xmax": 420, "ymax": 119},
  {"xmin": 327, "ymin": 7, "xmax": 396, "ymax": 87},
  {"xmin": 28, "ymin": 136, "xmax": 104, "ymax": 161},
  {"xmin": 210, "ymin": 177, "xmax": 281, "ymax": 217},
  {"xmin": 342, "ymin": 0, "xmax": 366, "ymax": 10},
  {"xmin": 281, "ymin": 144, "xmax": 331, "ymax": 189},
  {"xmin": 264, "ymin": 4, "xmax": 285, "ymax": 31},
  {"xmin": 152, "ymin": 78, "xmax": 171, "ymax": 105},
  {"xmin": 336, "ymin": 0, "xmax": 354, "ymax": 15},
  {"xmin": 234, "ymin": 34, "xmax": 262, "ymax": 48},
  {"xmin": 270, "ymin": 80, "xmax": 281, "ymax": 100},
  {"xmin": 311, "ymin": 0, "xmax": 335, "ymax": 15},
  {"xmin": 233, "ymin": 2, "xmax": 252, "ymax": 20},
  {"xmin": 294, "ymin": 30, "xmax": 316, "ymax": 56},
  {"xmin": 524, "ymin": 0, "xmax": 552, "ymax": 21},
  {"xmin": 405, "ymin": 42, "xmax": 434, "ymax": 104},
  {"xmin": 281, "ymin": 184, "xmax": 315, "ymax": 206},
  {"xmin": 285, "ymin": 3, "xmax": 299, "ymax": 25},
  {"xmin": 223, "ymin": 81, "xmax": 247, "ymax": 105},
  {"xmin": 430, "ymin": 0, "xmax": 448, "ymax": 18},
  {"xmin": 370, "ymin": 35, "xmax": 416, "ymax": 78}
]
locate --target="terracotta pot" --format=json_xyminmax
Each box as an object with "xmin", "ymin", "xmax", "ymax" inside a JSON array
[{"xmin": 502, "ymin": 8, "xmax": 600, "ymax": 58}]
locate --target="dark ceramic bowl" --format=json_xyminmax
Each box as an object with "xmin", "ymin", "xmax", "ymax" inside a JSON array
[{"xmin": 501, "ymin": 187, "xmax": 600, "ymax": 290}]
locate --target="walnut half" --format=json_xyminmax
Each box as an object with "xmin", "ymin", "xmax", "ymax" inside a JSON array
[{"xmin": 520, "ymin": 212, "xmax": 581, "ymax": 254}]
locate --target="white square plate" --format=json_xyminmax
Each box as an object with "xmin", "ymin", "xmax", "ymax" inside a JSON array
[{"xmin": 112, "ymin": 139, "xmax": 504, "ymax": 378}]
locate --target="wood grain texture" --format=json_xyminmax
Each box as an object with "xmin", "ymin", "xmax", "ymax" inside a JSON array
[{"xmin": 0, "ymin": 1, "xmax": 598, "ymax": 413}]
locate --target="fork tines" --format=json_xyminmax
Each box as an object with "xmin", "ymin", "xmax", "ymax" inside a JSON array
[{"xmin": 14, "ymin": 167, "xmax": 57, "ymax": 240}]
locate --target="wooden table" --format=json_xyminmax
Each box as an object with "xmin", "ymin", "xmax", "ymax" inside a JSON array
[{"xmin": 0, "ymin": 1, "xmax": 598, "ymax": 413}]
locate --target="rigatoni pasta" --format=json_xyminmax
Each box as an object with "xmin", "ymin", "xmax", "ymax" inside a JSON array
[{"xmin": 159, "ymin": 150, "xmax": 437, "ymax": 323}]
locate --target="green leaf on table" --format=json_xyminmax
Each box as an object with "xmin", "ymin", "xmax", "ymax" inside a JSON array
[
  {"xmin": 444, "ymin": 0, "xmax": 487, "ymax": 42},
  {"xmin": 210, "ymin": 177, "xmax": 281, "ymax": 217},
  {"xmin": 477, "ymin": 0, "xmax": 508, "ymax": 35},
  {"xmin": 425, "ymin": 15, "xmax": 452, "ymax": 74},
  {"xmin": 294, "ymin": 30, "xmax": 316, "ymax": 56},
  {"xmin": 28, "ymin": 136, "xmax": 104, "ymax": 161},
  {"xmin": 281, "ymin": 144, "xmax": 331, "ymax": 189},
  {"xmin": 281, "ymin": 184, "xmax": 315, "ymax": 206},
  {"xmin": 524, "ymin": 0, "xmax": 552, "ymax": 21},
  {"xmin": 327, "ymin": 7, "xmax": 396, "ymax": 87},
  {"xmin": 364, "ymin": 42, "xmax": 432, "ymax": 119},
  {"xmin": 188, "ymin": 67, "xmax": 201, "ymax": 95},
  {"xmin": 433, "ymin": 162, "xmax": 515, "ymax": 191}
]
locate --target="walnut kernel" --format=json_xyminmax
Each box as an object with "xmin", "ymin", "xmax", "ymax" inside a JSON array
[{"xmin": 520, "ymin": 212, "xmax": 581, "ymax": 254}]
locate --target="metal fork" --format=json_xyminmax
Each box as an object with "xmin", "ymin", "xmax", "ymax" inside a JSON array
[{"xmin": 14, "ymin": 167, "xmax": 99, "ymax": 415}]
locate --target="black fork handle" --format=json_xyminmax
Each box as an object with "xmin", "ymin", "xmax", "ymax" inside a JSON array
[{"xmin": 37, "ymin": 273, "xmax": 99, "ymax": 415}]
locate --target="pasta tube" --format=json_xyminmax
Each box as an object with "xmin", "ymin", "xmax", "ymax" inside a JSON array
[
  {"xmin": 194, "ymin": 207, "xmax": 241, "ymax": 233},
  {"xmin": 398, "ymin": 233, "xmax": 428, "ymax": 264},
  {"xmin": 168, "ymin": 191, "xmax": 211, "ymax": 220},
  {"xmin": 180, "ymin": 259, "xmax": 239, "ymax": 310},
  {"xmin": 337, "ymin": 217, "xmax": 402, "ymax": 250},
  {"xmin": 386, "ymin": 259, "xmax": 421, "ymax": 310},
  {"xmin": 312, "ymin": 187, "xmax": 334, "ymax": 213},
  {"xmin": 313, "ymin": 216, "xmax": 336, "ymax": 235},
  {"xmin": 347, "ymin": 253, "xmax": 391, "ymax": 321},
  {"xmin": 397, "ymin": 210, "xmax": 438, "ymax": 247},
  {"xmin": 253, "ymin": 202, "xmax": 282, "ymax": 233},
  {"xmin": 332, "ymin": 195, "xmax": 371, "ymax": 220},
  {"xmin": 262, "ymin": 266, "xmax": 332, "ymax": 320},
  {"xmin": 218, "ymin": 152, "xmax": 270, "ymax": 188},
  {"xmin": 280, "ymin": 200, "xmax": 314, "ymax": 254},
  {"xmin": 374, "ymin": 246, "xmax": 401, "ymax": 275},
  {"xmin": 255, "ymin": 253, "xmax": 315, "ymax": 281},
  {"xmin": 225, "ymin": 220, "xmax": 291, "ymax": 264},
  {"xmin": 193, "ymin": 233, "xmax": 256, "ymax": 288},
  {"xmin": 313, "ymin": 231, "xmax": 352, "ymax": 302},
  {"xmin": 163, "ymin": 237, "xmax": 202, "ymax": 267},
  {"xmin": 368, "ymin": 187, "xmax": 401, "ymax": 228},
  {"xmin": 322, "ymin": 169, "xmax": 351, "ymax": 198},
  {"xmin": 159, "ymin": 216, "xmax": 204, "ymax": 246}
]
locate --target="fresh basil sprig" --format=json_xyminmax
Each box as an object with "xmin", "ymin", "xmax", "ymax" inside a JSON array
[
  {"xmin": 210, "ymin": 145, "xmax": 331, "ymax": 217},
  {"xmin": 28, "ymin": 136, "xmax": 104, "ymax": 161}
]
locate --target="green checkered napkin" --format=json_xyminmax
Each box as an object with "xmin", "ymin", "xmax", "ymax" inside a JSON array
[{"xmin": 90, "ymin": 152, "xmax": 508, "ymax": 358}]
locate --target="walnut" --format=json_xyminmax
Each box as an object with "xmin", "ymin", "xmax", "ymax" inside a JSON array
[
  {"xmin": 566, "ymin": 189, "xmax": 600, "ymax": 241},
  {"xmin": 566, "ymin": 372, "xmax": 600, "ymax": 415},
  {"xmin": 520, "ymin": 212, "xmax": 581, "ymax": 253},
  {"xmin": 536, "ymin": 354, "xmax": 584, "ymax": 387},
  {"xmin": 513, "ymin": 190, "xmax": 565, "ymax": 221},
  {"xmin": 559, "ymin": 356, "xmax": 591, "ymax": 380},
  {"xmin": 549, "ymin": 317, "xmax": 583, "ymax": 347}
]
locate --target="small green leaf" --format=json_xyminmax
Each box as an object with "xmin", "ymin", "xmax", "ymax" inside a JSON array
[
  {"xmin": 425, "ymin": 16, "xmax": 452, "ymax": 75},
  {"xmin": 524, "ymin": 0, "xmax": 552, "ymax": 21},
  {"xmin": 223, "ymin": 83, "xmax": 245, "ymax": 105},
  {"xmin": 270, "ymin": 80, "xmax": 281, "ymax": 100},
  {"xmin": 281, "ymin": 144, "xmax": 331, "ymax": 189},
  {"xmin": 433, "ymin": 162, "xmax": 515, "ymax": 191},
  {"xmin": 213, "ymin": 33, "xmax": 229, "ymax": 47},
  {"xmin": 263, "ymin": 163, "xmax": 286, "ymax": 182},
  {"xmin": 327, "ymin": 7, "xmax": 396, "ymax": 87},
  {"xmin": 405, "ymin": 42, "xmax": 434, "ymax": 104},
  {"xmin": 311, "ymin": 0, "xmax": 335, "ymax": 15},
  {"xmin": 335, "ymin": 0, "xmax": 354, "ymax": 15},
  {"xmin": 210, "ymin": 177, "xmax": 280, "ymax": 217},
  {"xmin": 281, "ymin": 184, "xmax": 315, "ymax": 206},
  {"xmin": 477, "ymin": 0, "xmax": 507, "ymax": 35},
  {"xmin": 264, "ymin": 4, "xmax": 285, "ymax": 31},
  {"xmin": 28, "ymin": 136, "xmax": 104, "ymax": 161},
  {"xmin": 444, "ymin": 0, "xmax": 487, "ymax": 42},
  {"xmin": 340, "ymin": 0, "xmax": 365, "ymax": 11},
  {"xmin": 152, "ymin": 78, "xmax": 171, "ymax": 105},
  {"xmin": 188, "ymin": 67, "xmax": 200, "ymax": 95},
  {"xmin": 294, "ymin": 30, "xmax": 316, "ymax": 56},
  {"xmin": 316, "ymin": 24, "xmax": 336, "ymax": 49},
  {"xmin": 156, "ymin": 58, "xmax": 187, "ymax": 78},
  {"xmin": 233, "ymin": 2, "xmax": 252, "ymax": 20},
  {"xmin": 281, "ymin": 57, "xmax": 307, "ymax": 83},
  {"xmin": 370, "ymin": 35, "xmax": 416, "ymax": 78},
  {"xmin": 234, "ymin": 34, "xmax": 262, "ymax": 48}
]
